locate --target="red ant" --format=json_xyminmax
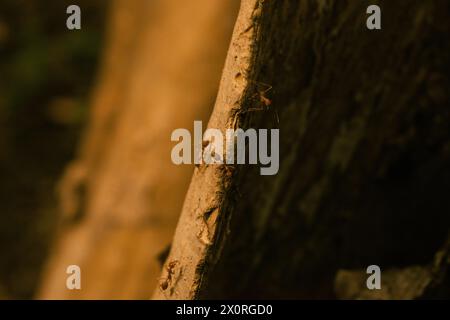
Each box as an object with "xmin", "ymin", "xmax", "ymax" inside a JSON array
[
  {"xmin": 232, "ymin": 75, "xmax": 279, "ymax": 129},
  {"xmin": 159, "ymin": 260, "xmax": 179, "ymax": 291}
]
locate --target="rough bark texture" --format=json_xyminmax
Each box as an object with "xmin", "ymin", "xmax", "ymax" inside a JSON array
[
  {"xmin": 154, "ymin": 0, "xmax": 450, "ymax": 299},
  {"xmin": 38, "ymin": 0, "xmax": 239, "ymax": 299},
  {"xmin": 335, "ymin": 234, "xmax": 450, "ymax": 299}
]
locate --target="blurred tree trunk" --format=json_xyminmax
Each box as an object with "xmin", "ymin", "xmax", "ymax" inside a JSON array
[
  {"xmin": 38, "ymin": 0, "xmax": 239, "ymax": 299},
  {"xmin": 154, "ymin": 0, "xmax": 450, "ymax": 299}
]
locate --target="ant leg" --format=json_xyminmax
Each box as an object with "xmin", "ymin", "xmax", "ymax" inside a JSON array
[
  {"xmin": 236, "ymin": 67, "xmax": 273, "ymax": 93},
  {"xmin": 258, "ymin": 82, "xmax": 273, "ymax": 93},
  {"xmin": 274, "ymin": 107, "xmax": 280, "ymax": 124},
  {"xmin": 246, "ymin": 106, "xmax": 264, "ymax": 112},
  {"xmin": 231, "ymin": 110, "xmax": 242, "ymax": 130}
]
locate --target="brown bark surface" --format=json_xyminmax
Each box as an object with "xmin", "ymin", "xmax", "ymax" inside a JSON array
[
  {"xmin": 154, "ymin": 0, "xmax": 450, "ymax": 299},
  {"xmin": 38, "ymin": 0, "xmax": 239, "ymax": 299}
]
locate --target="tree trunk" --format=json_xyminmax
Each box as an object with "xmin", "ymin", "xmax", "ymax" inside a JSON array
[
  {"xmin": 154, "ymin": 0, "xmax": 450, "ymax": 299},
  {"xmin": 38, "ymin": 0, "xmax": 239, "ymax": 299}
]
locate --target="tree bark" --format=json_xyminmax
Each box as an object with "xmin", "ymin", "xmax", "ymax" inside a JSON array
[{"xmin": 154, "ymin": 0, "xmax": 450, "ymax": 299}]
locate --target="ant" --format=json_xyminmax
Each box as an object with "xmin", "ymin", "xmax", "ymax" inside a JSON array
[
  {"xmin": 248, "ymin": 81, "xmax": 273, "ymax": 112},
  {"xmin": 232, "ymin": 74, "xmax": 279, "ymax": 129},
  {"xmin": 159, "ymin": 260, "xmax": 179, "ymax": 291}
]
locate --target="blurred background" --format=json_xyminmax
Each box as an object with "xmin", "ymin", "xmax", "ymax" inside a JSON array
[
  {"xmin": 0, "ymin": 0, "xmax": 239, "ymax": 299},
  {"xmin": 0, "ymin": 0, "xmax": 107, "ymax": 298}
]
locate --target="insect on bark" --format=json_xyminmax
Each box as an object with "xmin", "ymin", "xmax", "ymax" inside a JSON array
[
  {"xmin": 232, "ymin": 76, "xmax": 279, "ymax": 130},
  {"xmin": 159, "ymin": 260, "xmax": 179, "ymax": 291}
]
